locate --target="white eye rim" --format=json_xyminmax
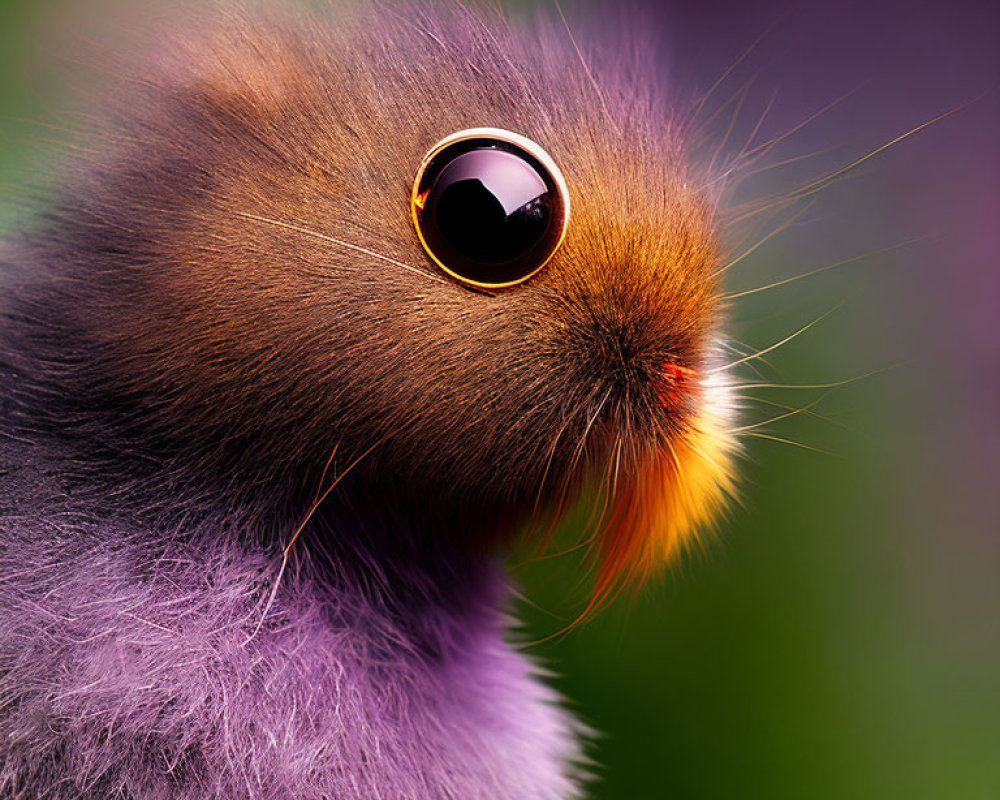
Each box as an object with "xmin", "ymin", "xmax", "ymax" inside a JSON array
[{"xmin": 410, "ymin": 127, "xmax": 572, "ymax": 290}]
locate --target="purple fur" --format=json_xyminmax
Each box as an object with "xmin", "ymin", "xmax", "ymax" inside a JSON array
[{"xmin": 0, "ymin": 440, "xmax": 585, "ymax": 798}]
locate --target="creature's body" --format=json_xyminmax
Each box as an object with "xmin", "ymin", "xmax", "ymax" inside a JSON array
[
  {"xmin": 0, "ymin": 431, "xmax": 580, "ymax": 798},
  {"xmin": 0, "ymin": 4, "xmax": 736, "ymax": 798}
]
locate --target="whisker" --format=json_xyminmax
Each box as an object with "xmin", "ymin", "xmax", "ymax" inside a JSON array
[
  {"xmin": 729, "ymin": 390, "xmax": 833, "ymax": 433},
  {"xmin": 707, "ymin": 77, "xmax": 755, "ymax": 177},
  {"xmin": 559, "ymin": 390, "xmax": 614, "ymax": 536},
  {"xmin": 234, "ymin": 211, "xmax": 449, "ymax": 286},
  {"xmin": 552, "ymin": 0, "xmax": 619, "ymax": 135},
  {"xmin": 507, "ymin": 584, "xmax": 572, "ymax": 624},
  {"xmin": 686, "ymin": 17, "xmax": 783, "ymax": 132},
  {"xmin": 736, "ymin": 146, "xmax": 840, "ymax": 181},
  {"xmin": 696, "ymin": 71, "xmax": 759, "ymax": 148},
  {"xmin": 527, "ymin": 388, "xmax": 597, "ymax": 534},
  {"xmin": 738, "ymin": 90, "xmax": 776, "ymax": 158},
  {"xmin": 729, "ymin": 99, "xmax": 979, "ymax": 229},
  {"xmin": 725, "ymin": 238, "xmax": 923, "ymax": 299},
  {"xmin": 712, "ymin": 203, "xmax": 813, "ymax": 278},
  {"xmin": 740, "ymin": 85, "xmax": 863, "ymax": 163},
  {"xmin": 518, "ymin": 390, "xmax": 613, "ymax": 577},
  {"xmin": 569, "ymin": 386, "xmax": 613, "ymax": 476},
  {"xmin": 723, "ymin": 191, "xmax": 805, "ymax": 227},
  {"xmin": 718, "ymin": 339, "xmax": 776, "ymax": 381},
  {"xmin": 710, "ymin": 306, "xmax": 839, "ymax": 374},
  {"xmin": 732, "ymin": 366, "xmax": 894, "ymax": 390},
  {"xmin": 242, "ymin": 437, "xmax": 384, "ymax": 645},
  {"xmin": 744, "ymin": 432, "xmax": 830, "ymax": 454},
  {"xmin": 780, "ymin": 102, "xmax": 976, "ymax": 204},
  {"xmin": 312, "ymin": 444, "xmax": 340, "ymax": 506},
  {"xmin": 747, "ymin": 396, "xmax": 851, "ymax": 431},
  {"xmin": 579, "ymin": 433, "xmax": 622, "ymax": 559}
]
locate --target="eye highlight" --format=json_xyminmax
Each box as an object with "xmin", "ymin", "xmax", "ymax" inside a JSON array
[{"xmin": 411, "ymin": 128, "xmax": 570, "ymax": 289}]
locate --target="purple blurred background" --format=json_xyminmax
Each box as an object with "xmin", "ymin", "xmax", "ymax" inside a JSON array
[
  {"xmin": 657, "ymin": 0, "xmax": 1000, "ymax": 647},
  {"xmin": 658, "ymin": 0, "xmax": 999, "ymax": 519}
]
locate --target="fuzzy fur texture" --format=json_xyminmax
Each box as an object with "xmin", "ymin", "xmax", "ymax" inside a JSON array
[
  {"xmin": 0, "ymin": 2, "xmax": 736, "ymax": 797},
  {"xmin": 0, "ymin": 435, "xmax": 584, "ymax": 799}
]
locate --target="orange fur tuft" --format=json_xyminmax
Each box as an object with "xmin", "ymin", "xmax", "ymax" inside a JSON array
[{"xmin": 587, "ymin": 372, "xmax": 739, "ymax": 616}]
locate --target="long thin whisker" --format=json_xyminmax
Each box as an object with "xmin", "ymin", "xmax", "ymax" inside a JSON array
[
  {"xmin": 719, "ymin": 339, "xmax": 776, "ymax": 380},
  {"xmin": 234, "ymin": 211, "xmax": 449, "ymax": 285},
  {"xmin": 740, "ymin": 85, "xmax": 863, "ymax": 162},
  {"xmin": 686, "ymin": 18, "xmax": 783, "ymax": 131},
  {"xmin": 738, "ymin": 91, "xmax": 776, "ymax": 158},
  {"xmin": 732, "ymin": 145, "xmax": 841, "ymax": 183},
  {"xmin": 712, "ymin": 203, "xmax": 813, "ymax": 278},
  {"xmin": 723, "ymin": 191, "xmax": 804, "ymax": 227},
  {"xmin": 312, "ymin": 444, "xmax": 340, "ymax": 506},
  {"xmin": 729, "ymin": 390, "xmax": 833, "ymax": 433},
  {"xmin": 724, "ymin": 99, "xmax": 975, "ymax": 229},
  {"xmin": 710, "ymin": 306, "xmax": 839, "ymax": 373},
  {"xmin": 696, "ymin": 71, "xmax": 758, "ymax": 147},
  {"xmin": 552, "ymin": 0, "xmax": 619, "ymax": 135},
  {"xmin": 524, "ymin": 387, "xmax": 613, "ymax": 564},
  {"xmin": 745, "ymin": 432, "xmax": 830, "ymax": 454},
  {"xmin": 725, "ymin": 238, "xmax": 923, "ymax": 299},
  {"xmin": 582, "ymin": 432, "xmax": 622, "ymax": 557},
  {"xmin": 781, "ymin": 102, "xmax": 976, "ymax": 204},
  {"xmin": 242, "ymin": 438, "xmax": 384, "ymax": 645},
  {"xmin": 570, "ymin": 387, "xmax": 613, "ymax": 475},
  {"xmin": 707, "ymin": 77, "xmax": 755, "ymax": 176},
  {"xmin": 527, "ymin": 389, "xmax": 596, "ymax": 533},
  {"xmin": 748, "ymin": 396, "xmax": 851, "ymax": 430},
  {"xmin": 732, "ymin": 366, "xmax": 894, "ymax": 390},
  {"xmin": 543, "ymin": 434, "xmax": 620, "ymax": 597},
  {"xmin": 731, "ymin": 97, "xmax": 984, "ymax": 230}
]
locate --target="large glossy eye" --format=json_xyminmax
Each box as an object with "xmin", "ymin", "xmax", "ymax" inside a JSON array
[{"xmin": 411, "ymin": 128, "xmax": 570, "ymax": 289}]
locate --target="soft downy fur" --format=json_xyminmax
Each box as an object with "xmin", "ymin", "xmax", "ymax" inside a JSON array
[
  {"xmin": 0, "ymin": 433, "xmax": 584, "ymax": 799},
  {"xmin": 0, "ymin": 2, "xmax": 737, "ymax": 798}
]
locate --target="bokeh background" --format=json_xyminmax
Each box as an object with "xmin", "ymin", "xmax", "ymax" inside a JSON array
[{"xmin": 1, "ymin": 1, "xmax": 997, "ymax": 798}]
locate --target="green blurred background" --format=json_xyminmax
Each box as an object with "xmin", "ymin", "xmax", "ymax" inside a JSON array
[{"xmin": 1, "ymin": 1, "xmax": 997, "ymax": 798}]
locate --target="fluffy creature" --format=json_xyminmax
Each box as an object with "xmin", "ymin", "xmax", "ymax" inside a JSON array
[{"xmin": 0, "ymin": 3, "xmax": 738, "ymax": 798}]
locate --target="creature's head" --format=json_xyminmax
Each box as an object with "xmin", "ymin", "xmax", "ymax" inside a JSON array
[{"xmin": 6, "ymin": 3, "xmax": 738, "ymax": 601}]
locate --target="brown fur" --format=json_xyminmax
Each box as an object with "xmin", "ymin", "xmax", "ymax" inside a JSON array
[{"xmin": 3, "ymin": 3, "xmax": 726, "ymax": 586}]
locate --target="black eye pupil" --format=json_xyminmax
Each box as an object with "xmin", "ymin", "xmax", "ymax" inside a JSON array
[
  {"xmin": 413, "ymin": 134, "xmax": 567, "ymax": 288},
  {"xmin": 432, "ymin": 150, "xmax": 552, "ymax": 265}
]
